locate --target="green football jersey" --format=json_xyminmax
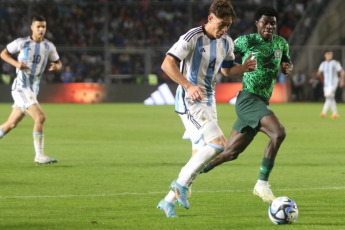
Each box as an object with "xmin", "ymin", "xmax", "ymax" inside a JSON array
[{"xmin": 234, "ymin": 33, "xmax": 291, "ymax": 99}]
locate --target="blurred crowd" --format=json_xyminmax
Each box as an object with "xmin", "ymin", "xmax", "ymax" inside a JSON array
[{"xmin": 0, "ymin": 0, "xmax": 308, "ymax": 85}]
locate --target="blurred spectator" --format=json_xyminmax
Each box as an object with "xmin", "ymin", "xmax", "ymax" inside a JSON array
[
  {"xmin": 309, "ymin": 70, "xmax": 323, "ymax": 102},
  {"xmin": 279, "ymin": 24, "xmax": 291, "ymax": 40},
  {"xmin": 0, "ymin": 0, "xmax": 308, "ymax": 83},
  {"xmin": 291, "ymin": 70, "xmax": 306, "ymax": 101},
  {"xmin": 61, "ymin": 65, "xmax": 75, "ymax": 83}
]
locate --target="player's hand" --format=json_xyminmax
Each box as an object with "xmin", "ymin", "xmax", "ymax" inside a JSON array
[
  {"xmin": 281, "ymin": 62, "xmax": 293, "ymax": 76},
  {"xmin": 186, "ymin": 84, "xmax": 205, "ymax": 101},
  {"xmin": 48, "ymin": 62, "xmax": 58, "ymax": 71},
  {"xmin": 17, "ymin": 61, "xmax": 29, "ymax": 71},
  {"xmin": 242, "ymin": 53, "xmax": 257, "ymax": 72}
]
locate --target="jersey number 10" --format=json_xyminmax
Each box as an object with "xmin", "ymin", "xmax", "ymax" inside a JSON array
[{"xmin": 32, "ymin": 55, "xmax": 41, "ymax": 64}]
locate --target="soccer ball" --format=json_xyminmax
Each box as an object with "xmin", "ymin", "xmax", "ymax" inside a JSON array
[{"xmin": 268, "ymin": 196, "xmax": 298, "ymax": 225}]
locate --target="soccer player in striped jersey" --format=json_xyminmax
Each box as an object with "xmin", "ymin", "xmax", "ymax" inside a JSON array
[
  {"xmin": 317, "ymin": 50, "xmax": 344, "ymax": 118},
  {"xmin": 157, "ymin": 0, "xmax": 257, "ymax": 217},
  {"xmin": 201, "ymin": 7, "xmax": 293, "ymax": 203},
  {"xmin": 0, "ymin": 15, "xmax": 62, "ymax": 164}
]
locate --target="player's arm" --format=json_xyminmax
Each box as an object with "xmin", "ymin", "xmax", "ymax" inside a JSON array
[
  {"xmin": 0, "ymin": 48, "xmax": 29, "ymax": 71},
  {"xmin": 161, "ymin": 54, "xmax": 204, "ymax": 101},
  {"xmin": 281, "ymin": 42, "xmax": 293, "ymax": 76},
  {"xmin": 221, "ymin": 53, "xmax": 256, "ymax": 77},
  {"xmin": 338, "ymin": 69, "xmax": 344, "ymax": 88},
  {"xmin": 49, "ymin": 60, "xmax": 62, "ymax": 72}
]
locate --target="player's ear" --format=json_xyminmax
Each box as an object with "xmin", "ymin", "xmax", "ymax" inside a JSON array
[{"xmin": 208, "ymin": 14, "xmax": 214, "ymax": 23}]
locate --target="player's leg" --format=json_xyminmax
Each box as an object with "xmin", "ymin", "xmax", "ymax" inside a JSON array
[
  {"xmin": 321, "ymin": 98, "xmax": 331, "ymax": 117},
  {"xmin": 179, "ymin": 118, "xmax": 226, "ymax": 181},
  {"xmin": 26, "ymin": 103, "xmax": 57, "ymax": 164},
  {"xmin": 187, "ymin": 138, "xmax": 206, "ymax": 197},
  {"xmin": 253, "ymin": 114, "xmax": 286, "ymax": 202},
  {"xmin": 321, "ymin": 87, "xmax": 332, "ymax": 117},
  {"xmin": 200, "ymin": 128, "xmax": 251, "ymax": 173},
  {"xmin": 0, "ymin": 107, "xmax": 25, "ymax": 138},
  {"xmin": 330, "ymin": 97, "xmax": 339, "ymax": 118},
  {"xmin": 159, "ymin": 109, "xmax": 226, "ymax": 214},
  {"xmin": 173, "ymin": 133, "xmax": 225, "ymax": 209},
  {"xmin": 329, "ymin": 87, "xmax": 339, "ymax": 118},
  {"xmin": 158, "ymin": 135, "xmax": 221, "ymax": 216},
  {"xmin": 158, "ymin": 116, "xmax": 205, "ymax": 217}
]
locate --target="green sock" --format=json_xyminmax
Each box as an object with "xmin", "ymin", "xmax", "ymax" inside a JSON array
[
  {"xmin": 259, "ymin": 157, "xmax": 275, "ymax": 181},
  {"xmin": 200, "ymin": 163, "xmax": 213, "ymax": 174}
]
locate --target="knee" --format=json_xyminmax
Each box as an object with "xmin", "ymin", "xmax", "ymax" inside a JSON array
[
  {"xmin": 35, "ymin": 113, "xmax": 46, "ymax": 124},
  {"xmin": 210, "ymin": 136, "xmax": 227, "ymax": 149},
  {"xmin": 273, "ymin": 126, "xmax": 286, "ymax": 143}
]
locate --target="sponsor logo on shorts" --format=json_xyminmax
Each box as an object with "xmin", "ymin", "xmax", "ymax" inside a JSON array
[{"xmin": 266, "ymin": 105, "xmax": 272, "ymax": 111}]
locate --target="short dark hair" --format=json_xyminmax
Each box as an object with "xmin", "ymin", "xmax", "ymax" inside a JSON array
[
  {"xmin": 32, "ymin": 15, "xmax": 46, "ymax": 23},
  {"xmin": 209, "ymin": 0, "xmax": 236, "ymax": 21},
  {"xmin": 254, "ymin": 6, "xmax": 278, "ymax": 21}
]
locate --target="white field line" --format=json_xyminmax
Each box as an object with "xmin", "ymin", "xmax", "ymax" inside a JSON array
[{"xmin": 1, "ymin": 186, "xmax": 344, "ymax": 199}]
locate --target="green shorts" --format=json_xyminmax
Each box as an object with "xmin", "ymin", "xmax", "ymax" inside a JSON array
[{"xmin": 233, "ymin": 90, "xmax": 274, "ymax": 141}]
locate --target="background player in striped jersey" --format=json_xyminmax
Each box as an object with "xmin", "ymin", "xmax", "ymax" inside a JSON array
[
  {"xmin": 317, "ymin": 50, "xmax": 344, "ymax": 118},
  {"xmin": 0, "ymin": 15, "xmax": 62, "ymax": 164},
  {"xmin": 201, "ymin": 6, "xmax": 293, "ymax": 203},
  {"xmin": 157, "ymin": 0, "xmax": 257, "ymax": 217}
]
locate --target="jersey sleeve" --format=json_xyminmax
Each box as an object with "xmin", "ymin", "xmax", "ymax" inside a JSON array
[
  {"xmin": 281, "ymin": 39, "xmax": 291, "ymax": 63},
  {"xmin": 48, "ymin": 43, "xmax": 60, "ymax": 62},
  {"xmin": 167, "ymin": 34, "xmax": 193, "ymax": 62},
  {"xmin": 221, "ymin": 37, "xmax": 235, "ymax": 68},
  {"xmin": 335, "ymin": 61, "xmax": 343, "ymax": 72},
  {"xmin": 233, "ymin": 36, "xmax": 247, "ymax": 55},
  {"xmin": 6, "ymin": 38, "xmax": 22, "ymax": 54}
]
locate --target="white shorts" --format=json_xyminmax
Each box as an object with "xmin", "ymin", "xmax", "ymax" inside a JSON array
[
  {"xmin": 324, "ymin": 86, "xmax": 337, "ymax": 98},
  {"xmin": 182, "ymin": 130, "xmax": 206, "ymax": 150},
  {"xmin": 11, "ymin": 88, "xmax": 38, "ymax": 112},
  {"xmin": 179, "ymin": 105, "xmax": 224, "ymax": 144}
]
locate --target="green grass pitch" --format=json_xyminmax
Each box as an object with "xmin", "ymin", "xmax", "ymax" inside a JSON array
[{"xmin": 0, "ymin": 102, "xmax": 344, "ymax": 230}]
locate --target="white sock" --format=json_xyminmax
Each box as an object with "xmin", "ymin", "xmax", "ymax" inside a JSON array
[
  {"xmin": 256, "ymin": 179, "xmax": 269, "ymax": 185},
  {"xmin": 164, "ymin": 191, "xmax": 176, "ymax": 204},
  {"xmin": 33, "ymin": 132, "xmax": 44, "ymax": 158},
  {"xmin": 177, "ymin": 144, "xmax": 224, "ymax": 186},
  {"xmin": 0, "ymin": 126, "xmax": 4, "ymax": 138},
  {"xmin": 322, "ymin": 98, "xmax": 331, "ymax": 114},
  {"xmin": 330, "ymin": 98, "xmax": 338, "ymax": 114}
]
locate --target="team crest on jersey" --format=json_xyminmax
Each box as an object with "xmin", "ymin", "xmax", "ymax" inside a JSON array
[{"xmin": 274, "ymin": 49, "xmax": 282, "ymax": 59}]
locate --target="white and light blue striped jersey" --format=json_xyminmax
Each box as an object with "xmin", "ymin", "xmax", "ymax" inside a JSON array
[
  {"xmin": 167, "ymin": 25, "xmax": 235, "ymax": 113},
  {"xmin": 6, "ymin": 36, "xmax": 60, "ymax": 94},
  {"xmin": 318, "ymin": 60, "xmax": 343, "ymax": 88}
]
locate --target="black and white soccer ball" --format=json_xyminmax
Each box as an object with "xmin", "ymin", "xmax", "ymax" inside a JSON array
[{"xmin": 268, "ymin": 196, "xmax": 298, "ymax": 225}]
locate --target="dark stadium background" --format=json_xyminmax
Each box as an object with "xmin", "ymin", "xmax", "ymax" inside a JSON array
[{"xmin": 0, "ymin": 0, "xmax": 343, "ymax": 103}]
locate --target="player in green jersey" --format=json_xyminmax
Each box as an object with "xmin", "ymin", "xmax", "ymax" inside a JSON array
[{"xmin": 201, "ymin": 6, "xmax": 293, "ymax": 203}]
